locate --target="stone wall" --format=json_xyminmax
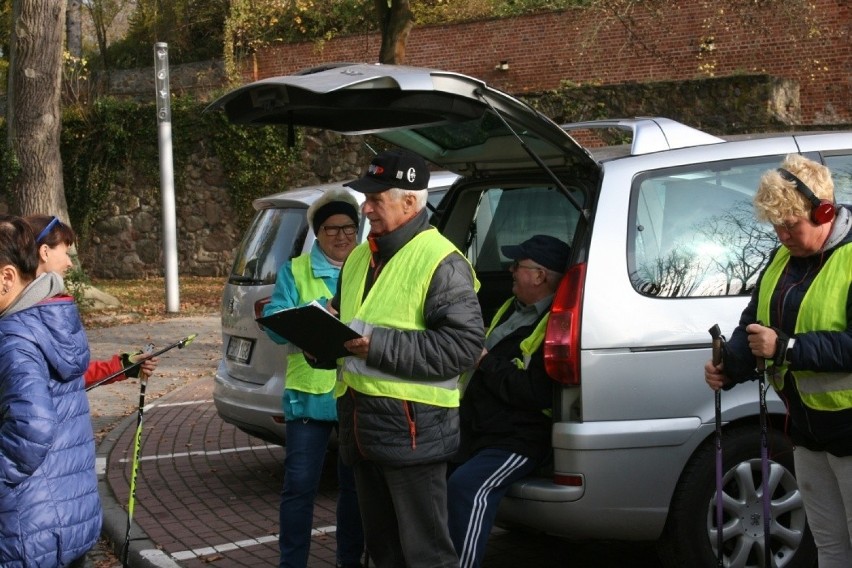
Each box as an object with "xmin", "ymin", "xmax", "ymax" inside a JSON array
[
  {"xmin": 95, "ymin": 59, "xmax": 227, "ymax": 102},
  {"xmin": 79, "ymin": 154, "xmax": 236, "ymax": 279},
  {"xmin": 76, "ymin": 131, "xmax": 371, "ymax": 279},
  {"xmin": 526, "ymin": 75, "xmax": 801, "ymax": 134}
]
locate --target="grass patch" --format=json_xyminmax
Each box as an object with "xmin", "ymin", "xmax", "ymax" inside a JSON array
[{"xmin": 82, "ymin": 276, "xmax": 223, "ymax": 329}]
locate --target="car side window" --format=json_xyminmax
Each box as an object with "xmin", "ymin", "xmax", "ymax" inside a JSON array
[
  {"xmin": 629, "ymin": 158, "xmax": 781, "ymax": 298},
  {"xmin": 230, "ymin": 208, "xmax": 308, "ymax": 285},
  {"xmin": 825, "ymin": 154, "xmax": 852, "ymax": 205}
]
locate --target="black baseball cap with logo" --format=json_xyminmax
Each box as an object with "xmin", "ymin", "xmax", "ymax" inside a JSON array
[
  {"xmin": 344, "ymin": 150, "xmax": 430, "ymax": 194},
  {"xmin": 502, "ymin": 234, "xmax": 571, "ymax": 273}
]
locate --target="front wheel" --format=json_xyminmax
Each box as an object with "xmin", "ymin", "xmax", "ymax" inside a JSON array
[{"xmin": 658, "ymin": 424, "xmax": 816, "ymax": 568}]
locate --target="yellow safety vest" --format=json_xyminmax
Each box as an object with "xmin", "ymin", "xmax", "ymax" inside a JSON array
[
  {"xmin": 337, "ymin": 228, "xmax": 478, "ymax": 407},
  {"xmin": 757, "ymin": 244, "xmax": 852, "ymax": 410},
  {"xmin": 285, "ymin": 254, "xmax": 337, "ymax": 395}
]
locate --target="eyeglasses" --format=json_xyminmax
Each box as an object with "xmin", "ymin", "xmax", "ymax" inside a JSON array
[
  {"xmin": 510, "ymin": 260, "xmax": 543, "ymax": 272},
  {"xmin": 36, "ymin": 216, "xmax": 60, "ymax": 244},
  {"xmin": 320, "ymin": 224, "xmax": 357, "ymax": 237}
]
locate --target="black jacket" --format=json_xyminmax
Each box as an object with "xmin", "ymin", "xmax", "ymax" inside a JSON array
[
  {"xmin": 457, "ymin": 303, "xmax": 554, "ymax": 463},
  {"xmin": 724, "ymin": 206, "xmax": 852, "ymax": 455}
]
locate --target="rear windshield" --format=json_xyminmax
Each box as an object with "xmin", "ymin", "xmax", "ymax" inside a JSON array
[{"xmin": 229, "ymin": 207, "xmax": 308, "ymax": 285}]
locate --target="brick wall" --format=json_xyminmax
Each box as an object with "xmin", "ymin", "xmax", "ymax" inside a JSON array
[{"xmin": 252, "ymin": 1, "xmax": 851, "ymax": 126}]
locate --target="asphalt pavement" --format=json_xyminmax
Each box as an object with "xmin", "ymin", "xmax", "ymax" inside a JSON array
[{"xmin": 86, "ymin": 314, "xmax": 662, "ymax": 568}]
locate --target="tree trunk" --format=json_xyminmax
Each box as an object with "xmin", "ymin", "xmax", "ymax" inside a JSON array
[
  {"xmin": 374, "ymin": 0, "xmax": 414, "ymax": 64},
  {"xmin": 85, "ymin": 1, "xmax": 112, "ymax": 72},
  {"xmin": 8, "ymin": 0, "xmax": 71, "ymax": 220},
  {"xmin": 66, "ymin": 0, "xmax": 82, "ymax": 57}
]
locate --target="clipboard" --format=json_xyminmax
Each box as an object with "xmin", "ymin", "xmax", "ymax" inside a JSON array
[{"xmin": 257, "ymin": 300, "xmax": 361, "ymax": 360}]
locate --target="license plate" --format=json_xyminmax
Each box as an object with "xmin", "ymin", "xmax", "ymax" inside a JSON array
[{"xmin": 226, "ymin": 336, "xmax": 254, "ymax": 364}]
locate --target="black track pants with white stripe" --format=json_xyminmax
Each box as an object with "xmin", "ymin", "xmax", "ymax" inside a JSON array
[{"xmin": 447, "ymin": 449, "xmax": 539, "ymax": 568}]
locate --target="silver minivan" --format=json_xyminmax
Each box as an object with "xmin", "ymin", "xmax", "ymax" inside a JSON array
[
  {"xmin": 210, "ymin": 64, "xmax": 852, "ymax": 567},
  {"xmin": 215, "ymin": 174, "xmax": 457, "ymax": 445}
]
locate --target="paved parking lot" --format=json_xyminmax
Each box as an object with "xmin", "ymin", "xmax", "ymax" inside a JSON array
[{"xmin": 89, "ymin": 316, "xmax": 662, "ymax": 567}]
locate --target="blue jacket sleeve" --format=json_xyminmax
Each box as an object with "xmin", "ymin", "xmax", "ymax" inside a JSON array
[
  {"xmin": 263, "ymin": 260, "xmax": 299, "ymax": 345},
  {"xmin": 0, "ymin": 337, "xmax": 58, "ymax": 487}
]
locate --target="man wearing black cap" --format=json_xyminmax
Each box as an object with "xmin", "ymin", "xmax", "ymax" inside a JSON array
[
  {"xmin": 327, "ymin": 149, "xmax": 485, "ymax": 568},
  {"xmin": 447, "ymin": 234, "xmax": 571, "ymax": 568}
]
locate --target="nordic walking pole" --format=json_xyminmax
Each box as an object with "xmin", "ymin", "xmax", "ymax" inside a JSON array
[
  {"xmin": 120, "ymin": 342, "xmax": 153, "ymax": 568},
  {"xmin": 119, "ymin": 334, "xmax": 197, "ymax": 567},
  {"xmin": 86, "ymin": 333, "xmax": 198, "ymax": 391},
  {"xmin": 757, "ymin": 357, "xmax": 772, "ymax": 568},
  {"xmin": 709, "ymin": 324, "xmax": 725, "ymax": 568}
]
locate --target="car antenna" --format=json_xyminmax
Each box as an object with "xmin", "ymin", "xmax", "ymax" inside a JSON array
[
  {"xmin": 473, "ymin": 88, "xmax": 589, "ymax": 221},
  {"xmin": 364, "ymin": 141, "xmax": 379, "ymax": 156}
]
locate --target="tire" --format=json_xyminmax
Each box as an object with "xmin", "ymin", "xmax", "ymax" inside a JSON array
[{"xmin": 658, "ymin": 424, "xmax": 817, "ymax": 568}]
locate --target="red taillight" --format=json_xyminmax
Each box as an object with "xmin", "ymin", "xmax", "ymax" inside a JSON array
[
  {"xmin": 553, "ymin": 474, "xmax": 583, "ymax": 487},
  {"xmin": 544, "ymin": 262, "xmax": 585, "ymax": 385},
  {"xmin": 255, "ymin": 297, "xmax": 271, "ymax": 330}
]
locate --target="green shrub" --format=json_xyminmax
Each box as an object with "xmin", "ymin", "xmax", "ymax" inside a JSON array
[
  {"xmin": 59, "ymin": 95, "xmax": 301, "ymax": 244},
  {"xmin": 65, "ymin": 260, "xmax": 94, "ymax": 309}
]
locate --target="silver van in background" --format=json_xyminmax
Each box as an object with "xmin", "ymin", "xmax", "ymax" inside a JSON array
[{"xmin": 209, "ymin": 63, "xmax": 852, "ymax": 568}]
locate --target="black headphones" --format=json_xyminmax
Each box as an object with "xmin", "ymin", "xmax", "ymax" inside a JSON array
[{"xmin": 777, "ymin": 168, "xmax": 835, "ymax": 225}]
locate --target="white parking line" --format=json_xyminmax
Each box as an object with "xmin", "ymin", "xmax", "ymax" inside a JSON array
[
  {"xmin": 139, "ymin": 548, "xmax": 183, "ymax": 567},
  {"xmin": 168, "ymin": 527, "xmax": 336, "ymax": 561},
  {"xmin": 117, "ymin": 444, "xmax": 282, "ymax": 463},
  {"xmin": 142, "ymin": 399, "xmax": 213, "ymax": 412},
  {"xmin": 96, "ymin": 401, "xmax": 216, "ymax": 474}
]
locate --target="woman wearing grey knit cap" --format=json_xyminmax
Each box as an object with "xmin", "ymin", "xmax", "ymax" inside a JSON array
[{"xmin": 262, "ymin": 189, "xmax": 366, "ymax": 568}]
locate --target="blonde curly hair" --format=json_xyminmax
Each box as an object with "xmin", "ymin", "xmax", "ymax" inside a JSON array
[{"xmin": 753, "ymin": 154, "xmax": 834, "ymax": 226}]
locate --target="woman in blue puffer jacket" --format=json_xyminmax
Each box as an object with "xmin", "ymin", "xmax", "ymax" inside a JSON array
[{"xmin": 0, "ymin": 215, "xmax": 101, "ymax": 567}]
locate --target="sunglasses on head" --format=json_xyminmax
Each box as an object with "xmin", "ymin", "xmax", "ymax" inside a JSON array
[{"xmin": 36, "ymin": 216, "xmax": 60, "ymax": 244}]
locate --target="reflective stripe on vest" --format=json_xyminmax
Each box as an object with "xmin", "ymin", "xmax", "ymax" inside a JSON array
[
  {"xmin": 484, "ymin": 297, "xmax": 550, "ymax": 370},
  {"xmin": 757, "ymin": 244, "xmax": 852, "ymax": 410},
  {"xmin": 285, "ymin": 254, "xmax": 337, "ymax": 395},
  {"xmin": 337, "ymin": 228, "xmax": 478, "ymax": 407}
]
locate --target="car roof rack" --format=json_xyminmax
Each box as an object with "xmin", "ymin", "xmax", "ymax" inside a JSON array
[{"xmin": 561, "ymin": 117, "xmax": 725, "ymax": 156}]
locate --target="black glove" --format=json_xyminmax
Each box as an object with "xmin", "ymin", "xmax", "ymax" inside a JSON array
[{"xmin": 120, "ymin": 351, "xmax": 144, "ymax": 379}]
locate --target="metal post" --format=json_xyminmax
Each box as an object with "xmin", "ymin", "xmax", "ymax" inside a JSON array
[{"xmin": 154, "ymin": 42, "xmax": 179, "ymax": 313}]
